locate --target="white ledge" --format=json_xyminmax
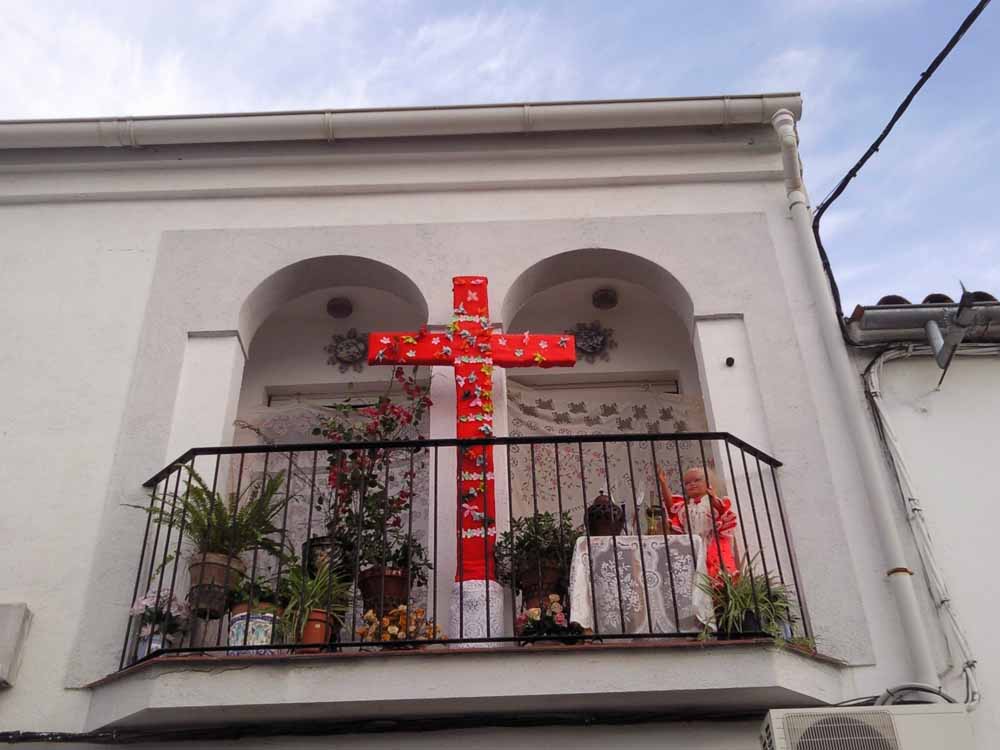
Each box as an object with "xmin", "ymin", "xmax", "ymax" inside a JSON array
[{"xmin": 85, "ymin": 641, "xmax": 844, "ymax": 732}]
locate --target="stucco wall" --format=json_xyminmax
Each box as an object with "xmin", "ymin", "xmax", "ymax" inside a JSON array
[
  {"xmin": 0, "ymin": 124, "xmax": 911, "ymax": 732},
  {"xmin": 874, "ymin": 353, "xmax": 1000, "ymax": 748}
]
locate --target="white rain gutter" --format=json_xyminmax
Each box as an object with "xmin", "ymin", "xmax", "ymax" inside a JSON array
[
  {"xmin": 0, "ymin": 94, "xmax": 802, "ymax": 150},
  {"xmin": 771, "ymin": 110, "xmax": 939, "ymax": 687}
]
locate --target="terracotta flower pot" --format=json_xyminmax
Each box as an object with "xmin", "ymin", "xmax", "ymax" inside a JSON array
[
  {"xmin": 516, "ymin": 558, "xmax": 565, "ymax": 611},
  {"xmin": 298, "ymin": 608, "xmax": 337, "ymax": 653},
  {"xmin": 358, "ymin": 566, "xmax": 410, "ymax": 616},
  {"xmin": 187, "ymin": 554, "xmax": 246, "ymax": 619}
]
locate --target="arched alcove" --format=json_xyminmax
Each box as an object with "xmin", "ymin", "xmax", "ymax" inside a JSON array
[
  {"xmin": 499, "ymin": 248, "xmax": 710, "ymax": 524},
  {"xmin": 239, "ymin": 255, "xmax": 428, "ymax": 349},
  {"xmin": 501, "ymin": 247, "xmax": 694, "ymax": 335},
  {"xmin": 221, "ymin": 256, "xmax": 434, "ymax": 639},
  {"xmin": 234, "ymin": 256, "xmax": 429, "ymax": 443}
]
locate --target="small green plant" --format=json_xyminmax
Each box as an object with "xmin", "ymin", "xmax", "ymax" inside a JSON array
[
  {"xmin": 279, "ymin": 562, "xmax": 350, "ymax": 642},
  {"xmin": 136, "ymin": 466, "xmax": 292, "ymax": 559},
  {"xmin": 228, "ymin": 575, "xmax": 282, "ymax": 611},
  {"xmin": 696, "ymin": 555, "xmax": 795, "ymax": 637},
  {"xmin": 494, "ymin": 511, "xmax": 580, "ymax": 591}
]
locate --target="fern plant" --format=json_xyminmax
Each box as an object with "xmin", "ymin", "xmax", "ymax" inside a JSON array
[{"xmin": 138, "ymin": 465, "xmax": 291, "ymax": 559}]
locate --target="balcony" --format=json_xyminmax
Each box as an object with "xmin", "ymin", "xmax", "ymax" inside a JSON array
[{"xmin": 87, "ymin": 432, "xmax": 843, "ymax": 732}]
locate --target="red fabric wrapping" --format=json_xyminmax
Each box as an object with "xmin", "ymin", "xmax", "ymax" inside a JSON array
[
  {"xmin": 368, "ymin": 275, "xmax": 576, "ymax": 583},
  {"xmin": 665, "ymin": 493, "xmax": 739, "ymax": 579}
]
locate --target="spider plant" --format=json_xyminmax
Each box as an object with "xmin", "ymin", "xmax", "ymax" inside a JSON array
[
  {"xmin": 696, "ymin": 554, "xmax": 795, "ymax": 637},
  {"xmin": 279, "ymin": 561, "xmax": 350, "ymax": 642}
]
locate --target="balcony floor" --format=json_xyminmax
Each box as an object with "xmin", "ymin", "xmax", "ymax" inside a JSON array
[{"xmin": 85, "ymin": 639, "xmax": 847, "ymax": 733}]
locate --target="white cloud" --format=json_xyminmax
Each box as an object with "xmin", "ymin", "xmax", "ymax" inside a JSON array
[{"xmin": 0, "ymin": 4, "xmax": 212, "ymax": 118}]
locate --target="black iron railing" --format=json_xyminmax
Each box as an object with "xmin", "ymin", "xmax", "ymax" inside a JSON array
[{"xmin": 119, "ymin": 432, "xmax": 809, "ymax": 668}]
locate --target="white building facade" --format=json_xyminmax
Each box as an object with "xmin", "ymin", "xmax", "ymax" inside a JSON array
[{"xmin": 0, "ymin": 95, "xmax": 991, "ymax": 748}]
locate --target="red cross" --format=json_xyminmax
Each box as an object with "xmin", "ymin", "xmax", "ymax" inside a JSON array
[{"xmin": 368, "ymin": 276, "xmax": 576, "ymax": 582}]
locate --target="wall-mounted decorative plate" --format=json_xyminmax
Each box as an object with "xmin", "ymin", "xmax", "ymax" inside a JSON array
[
  {"xmin": 567, "ymin": 320, "xmax": 617, "ymax": 363},
  {"xmin": 325, "ymin": 328, "xmax": 368, "ymax": 372}
]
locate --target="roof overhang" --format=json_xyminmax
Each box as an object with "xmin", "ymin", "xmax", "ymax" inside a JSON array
[
  {"xmin": 0, "ymin": 93, "xmax": 801, "ymax": 150},
  {"xmin": 847, "ymin": 302, "xmax": 1000, "ymax": 344}
]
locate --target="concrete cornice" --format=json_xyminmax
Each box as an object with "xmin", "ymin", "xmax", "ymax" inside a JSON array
[
  {"xmin": 0, "ymin": 93, "xmax": 802, "ymax": 150},
  {"xmin": 0, "ymin": 127, "xmax": 787, "ymax": 204}
]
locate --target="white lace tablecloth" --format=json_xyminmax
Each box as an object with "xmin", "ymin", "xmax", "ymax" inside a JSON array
[{"xmin": 568, "ymin": 535, "xmax": 712, "ymax": 635}]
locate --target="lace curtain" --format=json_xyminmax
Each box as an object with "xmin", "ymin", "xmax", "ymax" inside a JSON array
[{"xmin": 506, "ymin": 382, "xmax": 711, "ymax": 528}]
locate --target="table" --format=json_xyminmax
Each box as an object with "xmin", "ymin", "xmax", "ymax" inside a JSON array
[{"xmin": 567, "ymin": 535, "xmax": 712, "ymax": 635}]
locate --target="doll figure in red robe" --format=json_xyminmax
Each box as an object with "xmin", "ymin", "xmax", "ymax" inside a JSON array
[{"xmin": 657, "ymin": 466, "xmax": 739, "ymax": 579}]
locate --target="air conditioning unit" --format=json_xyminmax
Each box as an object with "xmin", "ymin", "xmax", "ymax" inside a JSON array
[{"xmin": 761, "ymin": 704, "xmax": 973, "ymax": 750}]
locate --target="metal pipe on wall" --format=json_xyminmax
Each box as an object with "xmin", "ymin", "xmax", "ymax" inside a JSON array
[{"xmin": 771, "ymin": 109, "xmax": 939, "ymax": 687}]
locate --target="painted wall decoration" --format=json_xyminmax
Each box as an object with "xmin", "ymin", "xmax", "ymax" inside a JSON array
[
  {"xmin": 324, "ymin": 328, "xmax": 369, "ymax": 372},
  {"xmin": 567, "ymin": 320, "xmax": 617, "ymax": 363}
]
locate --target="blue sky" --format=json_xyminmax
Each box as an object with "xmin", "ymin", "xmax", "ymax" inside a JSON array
[{"xmin": 1, "ymin": 0, "xmax": 996, "ymax": 308}]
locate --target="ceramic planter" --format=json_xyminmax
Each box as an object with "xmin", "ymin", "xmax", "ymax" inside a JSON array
[
  {"xmin": 133, "ymin": 632, "xmax": 165, "ymax": 661},
  {"xmin": 227, "ymin": 603, "xmax": 284, "ymax": 655}
]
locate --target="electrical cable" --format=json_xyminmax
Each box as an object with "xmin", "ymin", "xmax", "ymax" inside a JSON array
[
  {"xmin": 876, "ymin": 683, "xmax": 958, "ymax": 706},
  {"xmin": 809, "ymin": 0, "xmax": 992, "ymax": 346}
]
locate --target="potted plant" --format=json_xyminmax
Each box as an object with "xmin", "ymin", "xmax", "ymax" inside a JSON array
[
  {"xmin": 129, "ymin": 591, "xmax": 189, "ymax": 662},
  {"xmin": 315, "ymin": 368, "xmax": 434, "ymax": 617},
  {"xmin": 356, "ymin": 603, "xmax": 444, "ymax": 648},
  {"xmin": 226, "ymin": 576, "xmax": 285, "ymax": 654},
  {"xmin": 494, "ymin": 511, "xmax": 580, "ymax": 612},
  {"xmin": 696, "ymin": 555, "xmax": 795, "ymax": 639},
  {"xmin": 280, "ymin": 561, "xmax": 350, "ymax": 652},
  {"xmin": 135, "ymin": 466, "xmax": 291, "ymax": 619},
  {"xmin": 516, "ymin": 594, "xmax": 585, "ymax": 645}
]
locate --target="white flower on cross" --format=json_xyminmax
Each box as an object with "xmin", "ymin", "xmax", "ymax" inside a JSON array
[
  {"xmin": 538, "ymin": 340, "xmax": 549, "ymax": 349},
  {"xmin": 468, "ymin": 290, "xmax": 479, "ymax": 301},
  {"xmin": 498, "ymin": 337, "xmax": 508, "ymax": 347},
  {"xmin": 380, "ymin": 336, "xmax": 391, "ymax": 344},
  {"xmin": 406, "ymin": 350, "xmax": 417, "ymax": 358},
  {"xmin": 431, "ymin": 336, "xmax": 441, "ymax": 345}
]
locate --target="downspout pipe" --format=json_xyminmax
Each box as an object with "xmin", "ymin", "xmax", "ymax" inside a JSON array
[{"xmin": 771, "ymin": 109, "xmax": 939, "ymax": 687}]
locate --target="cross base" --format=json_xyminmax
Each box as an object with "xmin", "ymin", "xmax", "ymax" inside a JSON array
[{"xmin": 447, "ymin": 579, "xmax": 506, "ymax": 648}]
